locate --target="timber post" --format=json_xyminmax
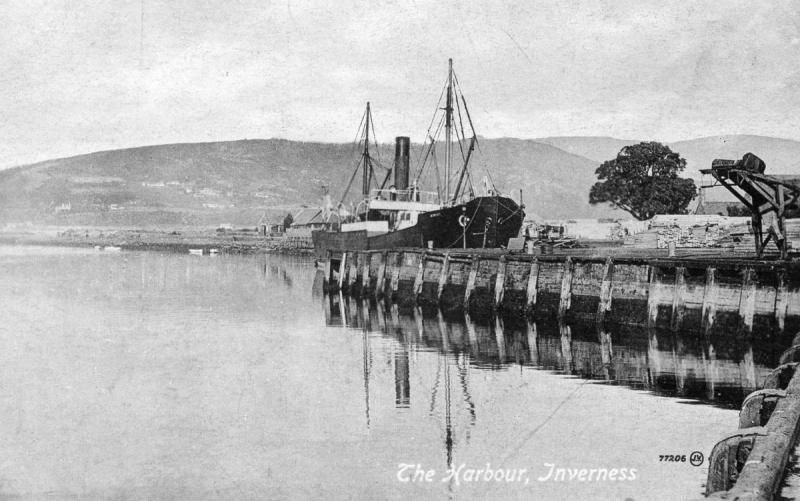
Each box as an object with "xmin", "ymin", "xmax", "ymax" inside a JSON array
[
  {"xmin": 494, "ymin": 255, "xmax": 507, "ymax": 308},
  {"xmin": 361, "ymin": 252, "xmax": 371, "ymax": 293},
  {"xmin": 525, "ymin": 258, "xmax": 539, "ymax": 316},
  {"xmin": 597, "ymin": 256, "xmax": 614, "ymax": 323},
  {"xmin": 436, "ymin": 252, "xmax": 451, "ymax": 303},
  {"xmin": 558, "ymin": 257, "xmax": 574, "ymax": 320},
  {"xmin": 671, "ymin": 266, "xmax": 687, "ymax": 332},
  {"xmin": 739, "ymin": 267, "xmax": 757, "ymax": 335},
  {"xmin": 413, "ymin": 252, "xmax": 427, "ymax": 298},
  {"xmin": 463, "ymin": 256, "xmax": 479, "ymax": 310},
  {"xmin": 390, "ymin": 252, "xmax": 402, "ymax": 294},
  {"xmin": 338, "ymin": 251, "xmax": 347, "ymax": 290},
  {"xmin": 375, "ymin": 251, "xmax": 388, "ymax": 298},
  {"xmin": 701, "ymin": 267, "xmax": 717, "ymax": 334}
]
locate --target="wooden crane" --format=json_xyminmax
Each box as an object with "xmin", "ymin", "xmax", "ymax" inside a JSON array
[{"xmin": 700, "ymin": 153, "xmax": 800, "ymax": 259}]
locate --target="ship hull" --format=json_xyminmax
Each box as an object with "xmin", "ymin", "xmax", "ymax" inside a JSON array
[
  {"xmin": 416, "ymin": 195, "xmax": 524, "ymax": 249},
  {"xmin": 312, "ymin": 195, "xmax": 523, "ymax": 257}
]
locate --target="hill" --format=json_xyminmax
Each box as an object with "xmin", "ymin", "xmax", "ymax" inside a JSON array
[
  {"xmin": 4, "ymin": 134, "xmax": 798, "ymax": 227},
  {"xmin": 534, "ymin": 136, "xmax": 640, "ymax": 163},
  {"xmin": 0, "ymin": 138, "xmax": 621, "ymax": 227}
]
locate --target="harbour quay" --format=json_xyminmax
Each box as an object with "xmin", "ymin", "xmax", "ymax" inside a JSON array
[{"xmin": 320, "ymin": 248, "xmax": 800, "ymax": 336}]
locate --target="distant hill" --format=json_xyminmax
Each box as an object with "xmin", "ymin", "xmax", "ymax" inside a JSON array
[
  {"xmin": 0, "ymin": 138, "xmax": 621, "ymax": 227},
  {"xmin": 534, "ymin": 136, "xmax": 640, "ymax": 163},
  {"xmin": 3, "ymin": 134, "xmax": 798, "ymax": 228}
]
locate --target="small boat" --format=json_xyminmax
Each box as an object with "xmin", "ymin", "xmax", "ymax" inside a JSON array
[
  {"xmin": 313, "ymin": 59, "xmax": 524, "ymax": 258},
  {"xmin": 188, "ymin": 248, "xmax": 203, "ymax": 255},
  {"xmin": 209, "ymin": 248, "xmax": 219, "ymax": 255},
  {"xmin": 103, "ymin": 246, "xmax": 121, "ymax": 252}
]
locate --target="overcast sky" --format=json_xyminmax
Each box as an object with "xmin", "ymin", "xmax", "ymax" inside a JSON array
[{"xmin": 1, "ymin": 0, "xmax": 799, "ymax": 168}]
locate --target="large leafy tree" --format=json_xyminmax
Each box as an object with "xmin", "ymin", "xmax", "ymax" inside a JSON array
[{"xmin": 589, "ymin": 141, "xmax": 697, "ymax": 220}]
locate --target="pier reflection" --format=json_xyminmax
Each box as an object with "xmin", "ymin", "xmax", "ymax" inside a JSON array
[{"xmin": 322, "ymin": 292, "xmax": 787, "ymax": 409}]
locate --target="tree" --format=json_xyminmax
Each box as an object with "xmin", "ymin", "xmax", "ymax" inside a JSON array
[
  {"xmin": 283, "ymin": 212, "xmax": 294, "ymax": 229},
  {"xmin": 589, "ymin": 142, "xmax": 697, "ymax": 220}
]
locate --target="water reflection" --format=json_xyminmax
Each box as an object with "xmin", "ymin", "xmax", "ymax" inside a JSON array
[{"xmin": 323, "ymin": 292, "xmax": 790, "ymax": 410}]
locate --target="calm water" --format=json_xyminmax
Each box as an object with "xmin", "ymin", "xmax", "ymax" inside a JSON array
[{"xmin": 0, "ymin": 246, "xmax": 785, "ymax": 500}]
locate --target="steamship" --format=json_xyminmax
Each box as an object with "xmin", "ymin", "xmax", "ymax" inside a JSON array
[{"xmin": 312, "ymin": 59, "xmax": 525, "ymax": 258}]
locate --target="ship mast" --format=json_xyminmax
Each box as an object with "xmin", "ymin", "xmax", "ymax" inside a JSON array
[
  {"xmin": 362, "ymin": 102, "xmax": 372, "ymax": 196},
  {"xmin": 444, "ymin": 59, "xmax": 453, "ymax": 204}
]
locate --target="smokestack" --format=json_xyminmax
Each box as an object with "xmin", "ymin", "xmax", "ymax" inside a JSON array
[{"xmin": 394, "ymin": 136, "xmax": 410, "ymax": 191}]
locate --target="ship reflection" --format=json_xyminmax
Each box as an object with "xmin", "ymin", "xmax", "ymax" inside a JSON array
[{"xmin": 323, "ymin": 292, "xmax": 790, "ymax": 410}]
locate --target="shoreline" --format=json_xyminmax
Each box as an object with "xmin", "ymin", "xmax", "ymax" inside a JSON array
[{"xmin": 0, "ymin": 227, "xmax": 314, "ymax": 256}]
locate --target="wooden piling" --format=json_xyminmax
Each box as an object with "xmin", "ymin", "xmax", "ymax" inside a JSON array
[
  {"xmin": 436, "ymin": 252, "xmax": 450, "ymax": 302},
  {"xmin": 347, "ymin": 252, "xmax": 358, "ymax": 290},
  {"xmin": 361, "ymin": 253, "xmax": 371, "ymax": 292},
  {"xmin": 597, "ymin": 257, "xmax": 613, "ymax": 322},
  {"xmin": 413, "ymin": 252, "xmax": 426, "ymax": 297},
  {"xmin": 463, "ymin": 256, "xmax": 479, "ymax": 309},
  {"xmin": 775, "ymin": 271, "xmax": 789, "ymax": 334},
  {"xmin": 324, "ymin": 256, "xmax": 332, "ymax": 289},
  {"xmin": 375, "ymin": 252, "xmax": 387, "ymax": 298},
  {"xmin": 390, "ymin": 252, "xmax": 401, "ymax": 293},
  {"xmin": 739, "ymin": 267, "xmax": 757, "ymax": 334},
  {"xmin": 525, "ymin": 258, "xmax": 539, "ymax": 314},
  {"xmin": 558, "ymin": 257, "xmax": 574, "ymax": 319},
  {"xmin": 670, "ymin": 266, "xmax": 687, "ymax": 331},
  {"xmin": 338, "ymin": 252, "xmax": 347, "ymax": 289},
  {"xmin": 701, "ymin": 267, "xmax": 718, "ymax": 334},
  {"xmin": 494, "ymin": 256, "xmax": 507, "ymax": 308},
  {"xmin": 647, "ymin": 265, "xmax": 661, "ymax": 328}
]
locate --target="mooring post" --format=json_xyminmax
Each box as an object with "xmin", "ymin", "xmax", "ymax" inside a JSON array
[
  {"xmin": 338, "ymin": 251, "xmax": 347, "ymax": 290},
  {"xmin": 494, "ymin": 256, "xmax": 507, "ymax": 308},
  {"xmin": 375, "ymin": 251, "xmax": 388, "ymax": 298},
  {"xmin": 646, "ymin": 265, "xmax": 661, "ymax": 329},
  {"xmin": 558, "ymin": 257, "xmax": 574, "ymax": 319},
  {"xmin": 525, "ymin": 258, "xmax": 540, "ymax": 315},
  {"xmin": 413, "ymin": 252, "xmax": 427, "ymax": 297},
  {"xmin": 361, "ymin": 253, "xmax": 371, "ymax": 292},
  {"xmin": 436, "ymin": 252, "xmax": 450, "ymax": 303},
  {"xmin": 390, "ymin": 252, "xmax": 402, "ymax": 293},
  {"xmin": 323, "ymin": 252, "xmax": 332, "ymax": 289},
  {"xmin": 670, "ymin": 266, "xmax": 687, "ymax": 332},
  {"xmin": 739, "ymin": 267, "xmax": 757, "ymax": 334},
  {"xmin": 700, "ymin": 266, "xmax": 717, "ymax": 334},
  {"xmin": 463, "ymin": 256, "xmax": 479, "ymax": 309},
  {"xmin": 597, "ymin": 256, "xmax": 614, "ymax": 323},
  {"xmin": 775, "ymin": 270, "xmax": 789, "ymax": 334},
  {"xmin": 347, "ymin": 252, "xmax": 359, "ymax": 290}
]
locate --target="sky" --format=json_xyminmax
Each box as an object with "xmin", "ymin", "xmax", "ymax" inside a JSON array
[{"xmin": 1, "ymin": 0, "xmax": 800, "ymax": 168}]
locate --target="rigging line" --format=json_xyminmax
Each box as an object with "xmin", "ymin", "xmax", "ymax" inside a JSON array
[
  {"xmin": 450, "ymin": 87, "xmax": 466, "ymax": 163},
  {"xmin": 453, "ymin": 71, "xmax": 467, "ymax": 145},
  {"xmin": 338, "ymin": 156, "xmax": 363, "ymax": 208},
  {"xmin": 415, "ymin": 114, "xmax": 446, "ymax": 186},
  {"xmin": 431, "ymin": 143, "xmax": 443, "ymax": 203},
  {"xmin": 413, "ymin": 79, "xmax": 448, "ymax": 172},
  {"xmin": 368, "ymin": 111, "xmax": 382, "ymax": 165},
  {"xmin": 351, "ymin": 107, "xmax": 368, "ymax": 153}
]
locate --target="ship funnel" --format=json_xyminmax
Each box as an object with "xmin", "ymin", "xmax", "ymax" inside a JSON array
[{"xmin": 394, "ymin": 136, "xmax": 410, "ymax": 191}]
